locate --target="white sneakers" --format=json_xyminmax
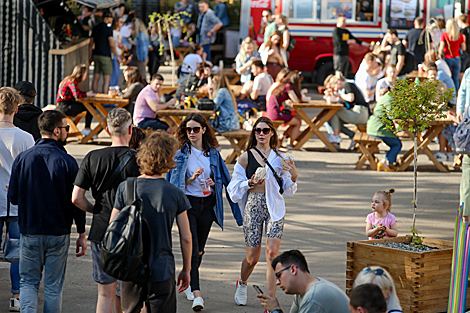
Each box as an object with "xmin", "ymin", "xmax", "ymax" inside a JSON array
[
  {"xmin": 234, "ymin": 279, "xmax": 247, "ymax": 306},
  {"xmin": 434, "ymin": 152, "xmax": 455, "ymax": 162},
  {"xmin": 327, "ymin": 134, "xmax": 341, "ymax": 144},
  {"xmin": 183, "ymin": 286, "xmax": 195, "ymax": 301},
  {"xmin": 10, "ymin": 298, "xmax": 20, "ymax": 312},
  {"xmin": 192, "ymin": 297, "xmax": 204, "ymax": 311}
]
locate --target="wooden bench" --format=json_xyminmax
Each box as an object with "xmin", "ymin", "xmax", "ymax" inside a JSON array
[
  {"xmin": 65, "ymin": 111, "xmax": 87, "ymax": 141},
  {"xmin": 353, "ymin": 131, "xmax": 381, "ymax": 170},
  {"xmin": 221, "ymin": 129, "xmax": 251, "ymax": 164},
  {"xmin": 174, "ymin": 47, "xmax": 190, "ymax": 66}
]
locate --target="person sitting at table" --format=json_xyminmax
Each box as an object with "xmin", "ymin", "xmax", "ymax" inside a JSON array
[
  {"xmin": 175, "ymin": 62, "xmax": 212, "ymax": 101},
  {"xmin": 56, "ymin": 64, "xmax": 96, "ymax": 136},
  {"xmin": 267, "ymin": 71, "xmax": 303, "ymax": 149},
  {"xmin": 178, "ymin": 43, "xmax": 206, "ymax": 85},
  {"xmin": 133, "ymin": 73, "xmax": 177, "ymax": 133},
  {"xmin": 367, "ymin": 93, "xmax": 402, "ymax": 172},
  {"xmin": 207, "ymin": 74, "xmax": 240, "ymax": 133},
  {"xmin": 120, "ymin": 66, "xmax": 146, "ymax": 115},
  {"xmin": 266, "ymin": 68, "xmax": 291, "ymax": 104},
  {"xmin": 376, "ymin": 64, "xmax": 397, "ymax": 102},
  {"xmin": 354, "ymin": 52, "xmax": 381, "ymax": 103},
  {"xmin": 424, "ymin": 50, "xmax": 452, "ymax": 79},
  {"xmin": 327, "ymin": 72, "xmax": 369, "ymax": 147},
  {"xmin": 235, "ymin": 37, "xmax": 261, "ymax": 84},
  {"xmin": 259, "ymin": 31, "xmax": 288, "ymax": 80},
  {"xmin": 239, "ymin": 60, "xmax": 274, "ymax": 111}
]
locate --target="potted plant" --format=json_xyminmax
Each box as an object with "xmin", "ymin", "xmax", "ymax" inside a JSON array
[{"xmin": 346, "ymin": 79, "xmax": 459, "ymax": 313}]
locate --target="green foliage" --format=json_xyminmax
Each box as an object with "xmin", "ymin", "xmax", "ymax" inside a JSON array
[
  {"xmin": 410, "ymin": 227, "xmax": 425, "ymax": 248},
  {"xmin": 379, "ymin": 78, "xmax": 454, "ymax": 134},
  {"xmin": 148, "ymin": 11, "xmax": 188, "ymax": 56}
]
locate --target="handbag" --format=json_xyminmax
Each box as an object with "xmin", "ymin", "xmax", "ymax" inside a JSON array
[
  {"xmin": 197, "ymin": 97, "xmax": 216, "ymax": 110},
  {"xmin": 454, "ymin": 106, "xmax": 470, "ymax": 154},
  {"xmin": 253, "ymin": 147, "xmax": 284, "ymax": 195},
  {"xmin": 273, "ymin": 96, "xmax": 294, "ymax": 117},
  {"xmin": 3, "ymin": 198, "xmax": 19, "ymax": 263}
]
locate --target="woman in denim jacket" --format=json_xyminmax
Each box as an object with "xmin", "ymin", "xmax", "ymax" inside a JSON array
[
  {"xmin": 167, "ymin": 113, "xmax": 242, "ymax": 310},
  {"xmin": 208, "ymin": 74, "xmax": 240, "ymax": 133}
]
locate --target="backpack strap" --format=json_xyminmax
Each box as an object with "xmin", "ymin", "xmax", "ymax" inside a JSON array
[
  {"xmin": 96, "ymin": 150, "xmax": 136, "ymax": 200},
  {"xmin": 126, "ymin": 177, "xmax": 137, "ymax": 206}
]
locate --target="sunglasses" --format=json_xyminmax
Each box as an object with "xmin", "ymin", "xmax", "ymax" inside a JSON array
[
  {"xmin": 362, "ymin": 267, "xmax": 384, "ymax": 276},
  {"xmin": 275, "ymin": 265, "xmax": 292, "ymax": 279},
  {"xmin": 58, "ymin": 125, "xmax": 70, "ymax": 132},
  {"xmin": 254, "ymin": 127, "xmax": 271, "ymax": 135},
  {"xmin": 185, "ymin": 126, "xmax": 201, "ymax": 134}
]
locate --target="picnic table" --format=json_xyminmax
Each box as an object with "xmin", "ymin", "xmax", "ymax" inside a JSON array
[
  {"xmin": 222, "ymin": 68, "xmax": 241, "ymax": 84},
  {"xmin": 292, "ymin": 100, "xmax": 344, "ymax": 151},
  {"xmin": 396, "ymin": 118, "xmax": 455, "ymax": 172},
  {"xmin": 76, "ymin": 94, "xmax": 129, "ymax": 144},
  {"xmin": 157, "ymin": 108, "xmax": 215, "ymax": 133}
]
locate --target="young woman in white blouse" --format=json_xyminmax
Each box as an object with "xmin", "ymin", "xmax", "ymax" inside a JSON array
[{"xmin": 227, "ymin": 117, "xmax": 298, "ymax": 306}]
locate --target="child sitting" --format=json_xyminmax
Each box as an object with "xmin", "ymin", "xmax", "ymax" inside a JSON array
[{"xmin": 366, "ymin": 189, "xmax": 398, "ymax": 239}]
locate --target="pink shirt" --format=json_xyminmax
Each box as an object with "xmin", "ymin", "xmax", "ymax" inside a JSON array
[
  {"xmin": 134, "ymin": 85, "xmax": 159, "ymax": 125},
  {"xmin": 365, "ymin": 212, "xmax": 397, "ymax": 240}
]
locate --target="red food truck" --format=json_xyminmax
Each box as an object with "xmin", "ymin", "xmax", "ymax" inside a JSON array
[{"xmin": 239, "ymin": 0, "xmax": 468, "ymax": 83}]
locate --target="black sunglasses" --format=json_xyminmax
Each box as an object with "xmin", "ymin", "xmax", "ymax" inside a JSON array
[
  {"xmin": 362, "ymin": 267, "xmax": 384, "ymax": 276},
  {"xmin": 185, "ymin": 126, "xmax": 201, "ymax": 134},
  {"xmin": 58, "ymin": 125, "xmax": 70, "ymax": 132},
  {"xmin": 275, "ymin": 265, "xmax": 292, "ymax": 279},
  {"xmin": 254, "ymin": 127, "xmax": 271, "ymax": 135}
]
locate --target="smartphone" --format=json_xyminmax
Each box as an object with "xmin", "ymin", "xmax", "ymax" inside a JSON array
[{"xmin": 253, "ymin": 285, "xmax": 264, "ymax": 294}]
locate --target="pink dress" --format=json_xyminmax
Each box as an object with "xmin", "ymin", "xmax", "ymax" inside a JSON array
[
  {"xmin": 365, "ymin": 212, "xmax": 397, "ymax": 240},
  {"xmin": 267, "ymin": 83, "xmax": 294, "ymax": 123}
]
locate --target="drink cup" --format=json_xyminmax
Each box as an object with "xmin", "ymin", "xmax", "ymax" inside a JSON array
[{"xmin": 200, "ymin": 178, "xmax": 211, "ymax": 195}]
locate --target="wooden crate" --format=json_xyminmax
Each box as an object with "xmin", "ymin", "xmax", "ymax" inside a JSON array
[{"xmin": 346, "ymin": 236, "xmax": 469, "ymax": 313}]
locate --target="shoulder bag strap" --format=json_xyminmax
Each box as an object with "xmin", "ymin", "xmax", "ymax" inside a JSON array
[
  {"xmin": 444, "ymin": 34, "xmax": 453, "ymax": 57},
  {"xmin": 253, "ymin": 147, "xmax": 283, "ymax": 187},
  {"xmin": 96, "ymin": 149, "xmax": 136, "ymax": 200},
  {"xmin": 126, "ymin": 177, "xmax": 137, "ymax": 206}
]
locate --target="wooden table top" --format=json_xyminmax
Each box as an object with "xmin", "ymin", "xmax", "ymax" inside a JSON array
[
  {"xmin": 222, "ymin": 68, "xmax": 240, "ymax": 76},
  {"xmin": 158, "ymin": 108, "xmax": 215, "ymax": 117},
  {"xmin": 293, "ymin": 100, "xmax": 344, "ymax": 109},
  {"xmin": 77, "ymin": 94, "xmax": 129, "ymax": 105}
]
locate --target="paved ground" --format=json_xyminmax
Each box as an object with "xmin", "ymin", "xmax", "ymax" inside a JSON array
[{"xmin": 0, "ymin": 67, "xmax": 463, "ymax": 312}]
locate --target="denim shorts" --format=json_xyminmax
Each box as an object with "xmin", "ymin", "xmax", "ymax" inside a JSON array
[{"xmin": 91, "ymin": 241, "xmax": 117, "ymax": 285}]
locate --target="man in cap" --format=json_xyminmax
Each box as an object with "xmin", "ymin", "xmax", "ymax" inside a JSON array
[{"xmin": 13, "ymin": 81, "xmax": 42, "ymax": 141}]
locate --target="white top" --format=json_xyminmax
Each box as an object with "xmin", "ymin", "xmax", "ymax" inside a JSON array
[
  {"xmin": 253, "ymin": 72, "xmax": 274, "ymax": 96},
  {"xmin": 182, "ymin": 53, "xmax": 204, "ymax": 74},
  {"xmin": 0, "ymin": 127, "xmax": 34, "ymax": 216},
  {"xmin": 120, "ymin": 23, "xmax": 133, "ymax": 38},
  {"xmin": 227, "ymin": 150, "xmax": 297, "ymax": 221},
  {"xmin": 355, "ymin": 60, "xmax": 379, "ymax": 102},
  {"xmin": 258, "ymin": 43, "xmax": 288, "ymax": 69},
  {"xmin": 185, "ymin": 147, "xmax": 212, "ymax": 197},
  {"xmin": 436, "ymin": 59, "xmax": 452, "ymax": 78},
  {"xmin": 113, "ymin": 30, "xmax": 122, "ymax": 57},
  {"xmin": 375, "ymin": 77, "xmax": 393, "ymax": 102}
]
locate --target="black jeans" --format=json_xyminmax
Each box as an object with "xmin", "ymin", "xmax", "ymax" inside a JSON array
[
  {"xmin": 186, "ymin": 194, "xmax": 216, "ymax": 291},
  {"xmin": 121, "ymin": 275, "xmax": 176, "ymax": 313},
  {"xmin": 333, "ymin": 54, "xmax": 350, "ymax": 77},
  {"xmin": 56, "ymin": 99, "xmax": 93, "ymax": 128}
]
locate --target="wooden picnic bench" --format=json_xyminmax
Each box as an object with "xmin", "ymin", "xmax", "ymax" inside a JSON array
[
  {"xmin": 65, "ymin": 111, "xmax": 87, "ymax": 141},
  {"xmin": 353, "ymin": 131, "xmax": 382, "ymax": 170},
  {"xmin": 221, "ymin": 129, "xmax": 251, "ymax": 164},
  {"xmin": 174, "ymin": 47, "xmax": 190, "ymax": 66}
]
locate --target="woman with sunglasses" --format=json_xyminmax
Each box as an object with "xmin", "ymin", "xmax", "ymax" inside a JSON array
[
  {"xmin": 167, "ymin": 113, "xmax": 242, "ymax": 311},
  {"xmin": 353, "ymin": 266, "xmax": 403, "ymax": 313},
  {"xmin": 227, "ymin": 117, "xmax": 298, "ymax": 306}
]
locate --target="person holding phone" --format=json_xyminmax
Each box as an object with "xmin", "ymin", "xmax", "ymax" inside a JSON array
[
  {"xmin": 168, "ymin": 113, "xmax": 242, "ymax": 311},
  {"xmin": 227, "ymin": 117, "xmax": 298, "ymax": 306}
]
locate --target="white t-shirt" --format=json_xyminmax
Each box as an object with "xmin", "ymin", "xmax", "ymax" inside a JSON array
[
  {"xmin": 355, "ymin": 61, "xmax": 377, "ymax": 102},
  {"xmin": 185, "ymin": 147, "xmax": 212, "ymax": 197},
  {"xmin": 436, "ymin": 59, "xmax": 452, "ymax": 78},
  {"xmin": 253, "ymin": 72, "xmax": 274, "ymax": 96},
  {"xmin": 375, "ymin": 78, "xmax": 393, "ymax": 102},
  {"xmin": 0, "ymin": 127, "xmax": 34, "ymax": 216},
  {"xmin": 120, "ymin": 23, "xmax": 133, "ymax": 38},
  {"xmin": 182, "ymin": 53, "xmax": 204, "ymax": 74},
  {"xmin": 113, "ymin": 29, "xmax": 122, "ymax": 56}
]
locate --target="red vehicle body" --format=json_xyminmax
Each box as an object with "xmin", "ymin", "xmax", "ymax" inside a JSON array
[{"xmin": 239, "ymin": 0, "xmax": 467, "ymax": 83}]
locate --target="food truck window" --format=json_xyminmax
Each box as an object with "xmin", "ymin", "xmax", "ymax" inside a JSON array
[
  {"xmin": 287, "ymin": 0, "xmax": 320, "ymax": 21},
  {"xmin": 429, "ymin": 0, "xmax": 457, "ymax": 21},
  {"xmin": 318, "ymin": 0, "xmax": 377, "ymax": 23},
  {"xmin": 388, "ymin": 0, "xmax": 419, "ymax": 29}
]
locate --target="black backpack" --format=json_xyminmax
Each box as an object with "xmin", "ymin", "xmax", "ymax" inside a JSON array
[
  {"xmin": 400, "ymin": 51, "xmax": 416, "ymax": 76},
  {"xmin": 99, "ymin": 178, "xmax": 151, "ymax": 282}
]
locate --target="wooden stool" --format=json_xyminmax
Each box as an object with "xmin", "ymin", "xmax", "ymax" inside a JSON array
[
  {"xmin": 66, "ymin": 111, "xmax": 87, "ymax": 141},
  {"xmin": 221, "ymin": 129, "xmax": 251, "ymax": 164},
  {"xmin": 353, "ymin": 132, "xmax": 381, "ymax": 170}
]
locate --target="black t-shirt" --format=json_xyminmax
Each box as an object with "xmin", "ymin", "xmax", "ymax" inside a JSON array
[
  {"xmin": 333, "ymin": 27, "xmax": 362, "ymax": 56},
  {"xmin": 344, "ymin": 82, "xmax": 368, "ymax": 107},
  {"xmin": 461, "ymin": 26, "xmax": 470, "ymax": 54},
  {"xmin": 390, "ymin": 42, "xmax": 406, "ymax": 73},
  {"xmin": 14, "ymin": 104, "xmax": 42, "ymax": 141},
  {"xmin": 114, "ymin": 178, "xmax": 191, "ymax": 282},
  {"xmin": 74, "ymin": 146, "xmax": 140, "ymax": 242},
  {"xmin": 405, "ymin": 28, "xmax": 427, "ymax": 65},
  {"xmin": 92, "ymin": 22, "xmax": 113, "ymax": 57}
]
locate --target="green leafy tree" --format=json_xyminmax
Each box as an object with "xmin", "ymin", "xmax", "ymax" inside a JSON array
[{"xmin": 379, "ymin": 78, "xmax": 454, "ymax": 236}]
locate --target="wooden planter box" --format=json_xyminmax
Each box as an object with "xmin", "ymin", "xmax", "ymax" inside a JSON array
[{"xmin": 346, "ymin": 236, "xmax": 469, "ymax": 313}]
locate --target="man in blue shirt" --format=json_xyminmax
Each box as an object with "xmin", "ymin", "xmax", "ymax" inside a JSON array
[
  {"xmin": 214, "ymin": 0, "xmax": 229, "ymax": 27},
  {"xmin": 197, "ymin": 0, "xmax": 222, "ymax": 62},
  {"xmin": 8, "ymin": 110, "xmax": 86, "ymax": 313}
]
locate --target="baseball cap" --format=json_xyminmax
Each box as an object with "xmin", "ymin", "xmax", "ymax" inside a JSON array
[
  {"xmin": 13, "ymin": 81, "xmax": 37, "ymax": 97},
  {"xmin": 103, "ymin": 10, "xmax": 113, "ymax": 18}
]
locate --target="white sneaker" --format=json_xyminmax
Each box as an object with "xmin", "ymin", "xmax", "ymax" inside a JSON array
[
  {"xmin": 327, "ymin": 134, "xmax": 341, "ymax": 144},
  {"xmin": 446, "ymin": 152, "xmax": 455, "ymax": 162},
  {"xmin": 234, "ymin": 279, "xmax": 247, "ymax": 306},
  {"xmin": 10, "ymin": 298, "xmax": 20, "ymax": 312},
  {"xmin": 183, "ymin": 286, "xmax": 195, "ymax": 301},
  {"xmin": 434, "ymin": 152, "xmax": 447, "ymax": 163},
  {"xmin": 192, "ymin": 297, "xmax": 204, "ymax": 311},
  {"xmin": 81, "ymin": 128, "xmax": 92, "ymax": 136}
]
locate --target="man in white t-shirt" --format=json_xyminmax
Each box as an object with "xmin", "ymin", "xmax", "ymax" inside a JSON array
[
  {"xmin": 0, "ymin": 87, "xmax": 35, "ymax": 312},
  {"xmin": 355, "ymin": 52, "xmax": 380, "ymax": 103},
  {"xmin": 249, "ymin": 60, "xmax": 274, "ymax": 110}
]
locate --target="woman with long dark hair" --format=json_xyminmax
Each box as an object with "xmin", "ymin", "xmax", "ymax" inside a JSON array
[
  {"xmin": 227, "ymin": 117, "xmax": 298, "ymax": 306},
  {"xmin": 121, "ymin": 66, "xmax": 146, "ymax": 115},
  {"xmin": 259, "ymin": 30, "xmax": 288, "ymax": 80},
  {"xmin": 168, "ymin": 113, "xmax": 242, "ymax": 311}
]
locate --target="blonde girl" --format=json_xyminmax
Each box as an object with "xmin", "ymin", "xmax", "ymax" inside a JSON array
[
  {"xmin": 438, "ymin": 18, "xmax": 466, "ymax": 90},
  {"xmin": 353, "ymin": 266, "xmax": 403, "ymax": 313},
  {"xmin": 366, "ymin": 189, "xmax": 398, "ymax": 239},
  {"xmin": 236, "ymin": 37, "xmax": 261, "ymax": 83}
]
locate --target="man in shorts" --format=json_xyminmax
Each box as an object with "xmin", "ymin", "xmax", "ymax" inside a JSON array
[
  {"xmin": 72, "ymin": 108, "xmax": 140, "ymax": 313},
  {"xmin": 89, "ymin": 10, "xmax": 119, "ymax": 93}
]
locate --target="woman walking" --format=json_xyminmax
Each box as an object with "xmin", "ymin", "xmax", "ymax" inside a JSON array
[
  {"xmin": 439, "ymin": 18, "xmax": 466, "ymax": 91},
  {"xmin": 227, "ymin": 117, "xmax": 298, "ymax": 306},
  {"xmin": 168, "ymin": 113, "xmax": 243, "ymax": 311}
]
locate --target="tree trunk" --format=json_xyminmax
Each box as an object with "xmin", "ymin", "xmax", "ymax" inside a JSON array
[
  {"xmin": 412, "ymin": 131, "xmax": 418, "ymax": 229},
  {"xmin": 165, "ymin": 20, "xmax": 176, "ymax": 87}
]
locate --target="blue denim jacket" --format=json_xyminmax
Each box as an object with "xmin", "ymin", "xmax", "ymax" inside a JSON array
[
  {"xmin": 458, "ymin": 68, "xmax": 470, "ymax": 114},
  {"xmin": 167, "ymin": 144, "xmax": 242, "ymax": 229}
]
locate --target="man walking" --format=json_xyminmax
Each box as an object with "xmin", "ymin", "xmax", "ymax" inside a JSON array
[
  {"xmin": 0, "ymin": 87, "xmax": 34, "ymax": 312},
  {"xmin": 197, "ymin": 0, "xmax": 222, "ymax": 62},
  {"xmin": 404, "ymin": 17, "xmax": 427, "ymax": 68},
  {"xmin": 12, "ymin": 81, "xmax": 42, "ymax": 141},
  {"xmin": 263, "ymin": 9, "xmax": 278, "ymax": 43},
  {"xmin": 72, "ymin": 108, "xmax": 140, "ymax": 313},
  {"xmin": 333, "ymin": 14, "xmax": 370, "ymax": 76},
  {"xmin": 8, "ymin": 110, "xmax": 87, "ymax": 313},
  {"xmin": 257, "ymin": 250, "xmax": 350, "ymax": 313}
]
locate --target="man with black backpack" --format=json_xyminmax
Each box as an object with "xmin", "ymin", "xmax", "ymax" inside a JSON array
[{"xmin": 72, "ymin": 108, "xmax": 140, "ymax": 313}]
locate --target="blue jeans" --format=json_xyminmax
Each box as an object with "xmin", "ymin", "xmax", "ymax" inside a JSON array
[
  {"xmin": 202, "ymin": 44, "xmax": 211, "ymax": 62},
  {"xmin": 369, "ymin": 135, "xmax": 402, "ymax": 164},
  {"xmin": 110, "ymin": 55, "xmax": 120, "ymax": 87},
  {"xmin": 19, "ymin": 234, "xmax": 70, "ymax": 313},
  {"xmin": 445, "ymin": 57, "xmax": 461, "ymax": 91},
  {"xmin": 0, "ymin": 216, "xmax": 20, "ymax": 294}
]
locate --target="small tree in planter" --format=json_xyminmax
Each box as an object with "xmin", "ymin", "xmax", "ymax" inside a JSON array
[{"xmin": 379, "ymin": 78, "xmax": 454, "ymax": 239}]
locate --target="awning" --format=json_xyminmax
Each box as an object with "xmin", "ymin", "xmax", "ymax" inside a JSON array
[{"xmin": 72, "ymin": 0, "xmax": 118, "ymax": 9}]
